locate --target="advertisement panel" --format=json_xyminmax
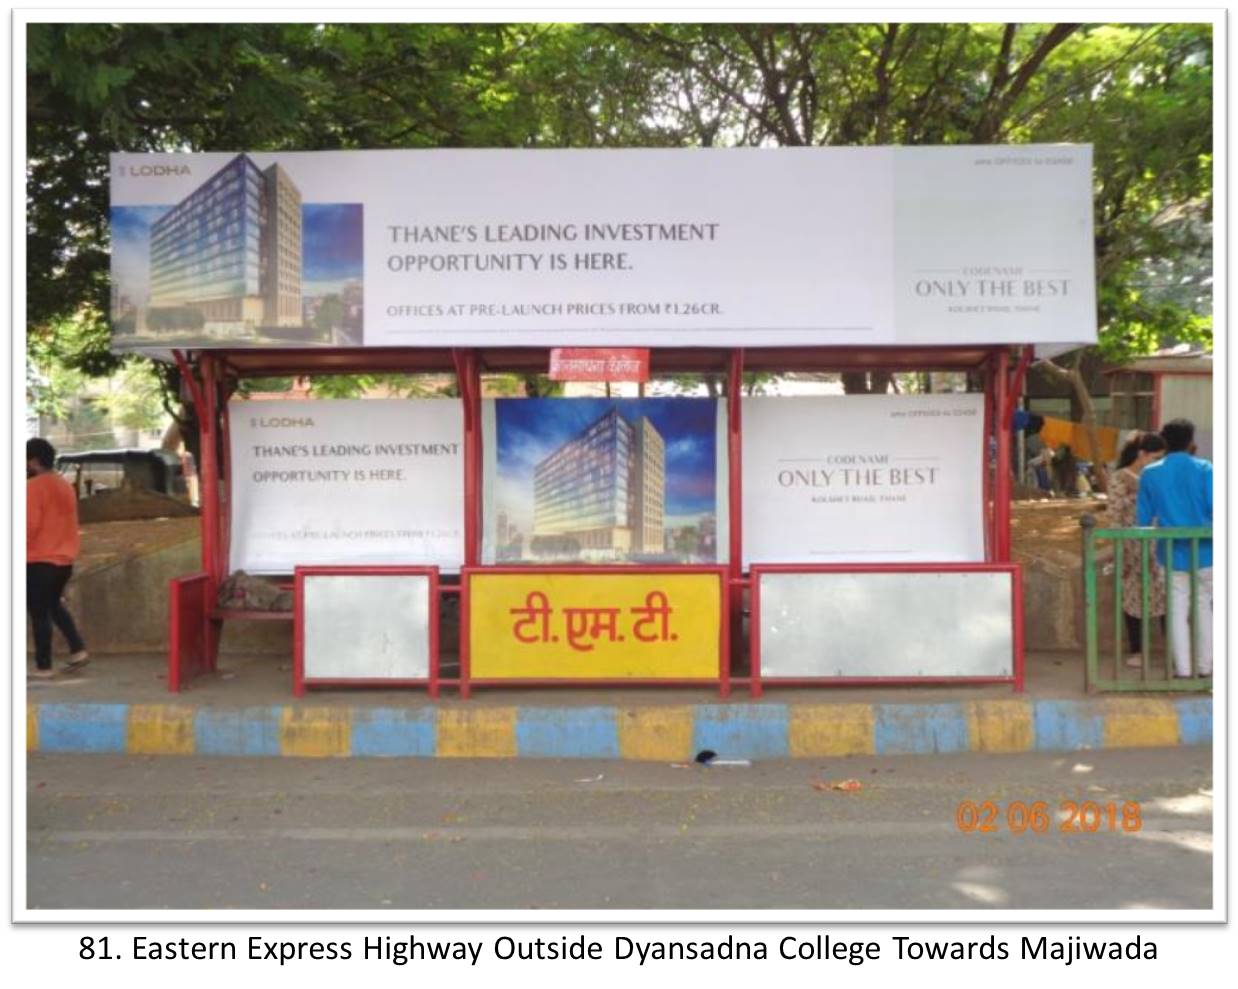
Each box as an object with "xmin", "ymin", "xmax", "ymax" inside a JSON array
[
  {"xmin": 482, "ymin": 397, "xmax": 728, "ymax": 565},
  {"xmin": 300, "ymin": 571, "xmax": 433, "ymax": 681},
  {"xmin": 742, "ymin": 393, "xmax": 984, "ymax": 565},
  {"xmin": 756, "ymin": 568, "xmax": 1015, "ymax": 679},
  {"xmin": 467, "ymin": 570, "xmax": 723, "ymax": 680},
  {"xmin": 229, "ymin": 398, "xmax": 464, "ymax": 573},
  {"xmin": 109, "ymin": 146, "xmax": 1095, "ymax": 350}
]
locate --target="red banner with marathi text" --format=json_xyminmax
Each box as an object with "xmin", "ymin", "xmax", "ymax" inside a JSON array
[{"xmin": 549, "ymin": 348, "xmax": 650, "ymax": 382}]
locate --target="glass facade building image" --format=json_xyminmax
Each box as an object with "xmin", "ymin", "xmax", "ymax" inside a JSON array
[
  {"xmin": 532, "ymin": 408, "xmax": 666, "ymax": 560},
  {"xmin": 148, "ymin": 154, "xmax": 302, "ymax": 337}
]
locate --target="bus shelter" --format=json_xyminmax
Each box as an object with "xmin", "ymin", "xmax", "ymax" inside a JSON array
[{"xmin": 107, "ymin": 145, "xmax": 1096, "ymax": 699}]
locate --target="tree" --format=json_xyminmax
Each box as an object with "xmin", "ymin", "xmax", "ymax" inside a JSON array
[
  {"xmin": 609, "ymin": 23, "xmax": 1212, "ymax": 392},
  {"xmin": 27, "ymin": 22, "xmax": 1212, "ymax": 412},
  {"xmin": 93, "ymin": 362, "xmax": 166, "ymax": 434},
  {"xmin": 26, "ymin": 23, "xmax": 677, "ymax": 410}
]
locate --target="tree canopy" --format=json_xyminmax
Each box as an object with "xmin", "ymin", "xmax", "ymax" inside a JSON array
[{"xmin": 26, "ymin": 21, "xmax": 1212, "ymax": 391}]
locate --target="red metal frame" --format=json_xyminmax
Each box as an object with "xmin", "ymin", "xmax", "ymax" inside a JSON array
[
  {"xmin": 982, "ymin": 357, "xmax": 995, "ymax": 562},
  {"xmin": 219, "ymin": 384, "xmax": 233, "ymax": 579},
  {"xmin": 167, "ymin": 571, "xmax": 213, "ymax": 693},
  {"xmin": 453, "ymin": 348, "xmax": 482, "ymax": 567},
  {"xmin": 170, "ymin": 343, "xmax": 1028, "ymax": 698},
  {"xmin": 172, "ymin": 349, "xmax": 206, "ymax": 413},
  {"xmin": 993, "ymin": 348, "xmax": 1011, "ymax": 561},
  {"xmin": 749, "ymin": 562, "xmax": 1025, "ymax": 692},
  {"xmin": 293, "ymin": 565, "xmax": 441, "ymax": 697},
  {"xmin": 459, "ymin": 565, "xmax": 730, "ymax": 698},
  {"xmin": 726, "ymin": 349, "xmax": 745, "ymax": 686},
  {"xmin": 1005, "ymin": 345, "xmax": 1034, "ymax": 424}
]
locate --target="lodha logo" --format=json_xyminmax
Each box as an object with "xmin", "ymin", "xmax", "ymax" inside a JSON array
[{"xmin": 118, "ymin": 164, "xmax": 192, "ymax": 177}]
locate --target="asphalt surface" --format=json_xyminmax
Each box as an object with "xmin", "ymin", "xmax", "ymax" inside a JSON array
[{"xmin": 26, "ymin": 747, "xmax": 1212, "ymax": 910}]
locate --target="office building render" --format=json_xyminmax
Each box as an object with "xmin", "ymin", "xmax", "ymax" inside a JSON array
[
  {"xmin": 148, "ymin": 153, "xmax": 302, "ymax": 335},
  {"xmin": 532, "ymin": 408, "xmax": 665, "ymax": 559}
]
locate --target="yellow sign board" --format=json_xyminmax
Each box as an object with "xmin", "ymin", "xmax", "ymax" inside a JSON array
[{"xmin": 468, "ymin": 571, "xmax": 723, "ymax": 680}]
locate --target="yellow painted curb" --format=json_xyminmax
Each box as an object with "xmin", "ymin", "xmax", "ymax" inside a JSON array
[
  {"xmin": 27, "ymin": 704, "xmax": 39, "ymax": 752},
  {"xmin": 617, "ymin": 706, "xmax": 695, "ymax": 761},
  {"xmin": 1102, "ymin": 698, "xmax": 1180, "ymax": 748},
  {"xmin": 128, "ymin": 704, "xmax": 196, "ymax": 756},
  {"xmin": 967, "ymin": 699, "xmax": 1034, "ymax": 753},
  {"xmin": 280, "ymin": 707, "xmax": 351, "ymax": 757},
  {"xmin": 437, "ymin": 707, "xmax": 518, "ymax": 758},
  {"xmin": 789, "ymin": 704, "xmax": 876, "ymax": 757}
]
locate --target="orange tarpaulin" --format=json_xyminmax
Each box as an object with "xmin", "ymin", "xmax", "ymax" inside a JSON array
[{"xmin": 1038, "ymin": 416, "xmax": 1119, "ymax": 463}]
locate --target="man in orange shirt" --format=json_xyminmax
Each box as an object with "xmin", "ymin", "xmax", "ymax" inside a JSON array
[{"xmin": 27, "ymin": 438, "xmax": 88, "ymax": 679}]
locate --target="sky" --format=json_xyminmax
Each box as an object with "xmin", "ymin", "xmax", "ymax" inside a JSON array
[{"xmin": 493, "ymin": 398, "xmax": 719, "ymax": 537}]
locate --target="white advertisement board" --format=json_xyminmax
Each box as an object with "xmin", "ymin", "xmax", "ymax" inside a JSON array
[
  {"xmin": 109, "ymin": 145, "xmax": 1095, "ymax": 351},
  {"xmin": 757, "ymin": 570, "xmax": 1014, "ymax": 678},
  {"xmin": 229, "ymin": 399, "xmax": 464, "ymax": 573},
  {"xmin": 742, "ymin": 394, "xmax": 985, "ymax": 565},
  {"xmin": 302, "ymin": 573, "xmax": 432, "ymax": 681}
]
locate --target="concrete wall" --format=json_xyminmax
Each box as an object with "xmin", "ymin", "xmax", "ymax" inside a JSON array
[
  {"xmin": 1020, "ymin": 558, "xmax": 1084, "ymax": 651},
  {"xmin": 32, "ymin": 538, "xmax": 292, "ymax": 657},
  {"xmin": 38, "ymin": 535, "xmax": 1095, "ymax": 658}
]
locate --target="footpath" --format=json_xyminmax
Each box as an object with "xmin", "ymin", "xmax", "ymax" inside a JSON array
[
  {"xmin": 26, "ymin": 503, "xmax": 1211, "ymax": 761},
  {"xmin": 26, "ymin": 650, "xmax": 1211, "ymax": 761}
]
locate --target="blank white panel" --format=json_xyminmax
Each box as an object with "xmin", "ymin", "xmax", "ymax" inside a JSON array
[
  {"xmin": 302, "ymin": 574, "xmax": 431, "ymax": 680},
  {"xmin": 759, "ymin": 571, "xmax": 1013, "ymax": 678}
]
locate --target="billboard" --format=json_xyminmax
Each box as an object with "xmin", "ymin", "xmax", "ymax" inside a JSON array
[
  {"xmin": 742, "ymin": 394, "xmax": 985, "ymax": 565},
  {"xmin": 482, "ymin": 397, "xmax": 728, "ymax": 565},
  {"xmin": 109, "ymin": 146, "xmax": 1096, "ymax": 350},
  {"xmin": 299, "ymin": 570, "xmax": 435, "ymax": 682},
  {"xmin": 467, "ymin": 570, "xmax": 723, "ymax": 680},
  {"xmin": 229, "ymin": 399, "xmax": 464, "ymax": 573},
  {"xmin": 755, "ymin": 568, "xmax": 1015, "ymax": 679}
]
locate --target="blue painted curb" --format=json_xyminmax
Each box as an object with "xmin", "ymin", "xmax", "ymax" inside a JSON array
[{"xmin": 26, "ymin": 695, "xmax": 1213, "ymax": 759}]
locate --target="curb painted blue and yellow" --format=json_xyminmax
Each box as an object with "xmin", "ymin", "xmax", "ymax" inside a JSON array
[{"xmin": 26, "ymin": 696, "xmax": 1211, "ymax": 759}]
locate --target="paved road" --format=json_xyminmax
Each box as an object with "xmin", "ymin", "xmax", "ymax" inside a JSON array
[{"xmin": 26, "ymin": 747, "xmax": 1211, "ymax": 910}]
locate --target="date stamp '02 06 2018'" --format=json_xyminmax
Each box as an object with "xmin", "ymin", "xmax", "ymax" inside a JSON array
[{"xmin": 955, "ymin": 800, "xmax": 1143, "ymax": 835}]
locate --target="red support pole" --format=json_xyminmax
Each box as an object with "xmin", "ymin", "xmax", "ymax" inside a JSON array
[
  {"xmin": 1012, "ymin": 564, "xmax": 1026, "ymax": 693},
  {"xmin": 459, "ymin": 569, "xmax": 472, "ymax": 700},
  {"xmin": 172, "ymin": 349, "xmax": 205, "ymax": 411},
  {"xmin": 469, "ymin": 352, "xmax": 482, "ymax": 567},
  {"xmin": 982, "ymin": 357, "xmax": 995, "ymax": 563},
  {"xmin": 218, "ymin": 384, "xmax": 233, "ymax": 579},
  {"xmin": 749, "ymin": 570, "xmax": 762, "ymax": 699},
  {"xmin": 453, "ymin": 349, "xmax": 481, "ymax": 568},
  {"xmin": 198, "ymin": 354, "xmax": 221, "ymax": 581},
  {"xmin": 994, "ymin": 348, "xmax": 1012, "ymax": 562},
  {"xmin": 196, "ymin": 354, "xmax": 224, "ymax": 671},
  {"xmin": 726, "ymin": 349, "xmax": 749, "ymax": 695},
  {"xmin": 428, "ymin": 569, "xmax": 440, "ymax": 700},
  {"xmin": 453, "ymin": 349, "xmax": 481, "ymax": 699},
  {"xmin": 293, "ymin": 568, "xmax": 305, "ymax": 698},
  {"xmin": 1004, "ymin": 345, "xmax": 1034, "ymax": 425}
]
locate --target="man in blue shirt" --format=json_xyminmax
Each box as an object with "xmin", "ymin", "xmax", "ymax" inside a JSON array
[{"xmin": 1136, "ymin": 419, "xmax": 1213, "ymax": 677}]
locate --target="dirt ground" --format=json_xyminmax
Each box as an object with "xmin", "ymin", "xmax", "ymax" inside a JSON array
[
  {"xmin": 78, "ymin": 516, "xmax": 200, "ymax": 575},
  {"xmin": 1011, "ymin": 495, "xmax": 1106, "ymax": 571},
  {"xmin": 74, "ymin": 500, "xmax": 1102, "ymax": 574}
]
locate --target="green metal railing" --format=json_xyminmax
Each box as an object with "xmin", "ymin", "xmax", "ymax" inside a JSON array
[{"xmin": 1081, "ymin": 515, "xmax": 1213, "ymax": 692}]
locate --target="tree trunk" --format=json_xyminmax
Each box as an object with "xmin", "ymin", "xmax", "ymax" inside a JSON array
[
  {"xmin": 160, "ymin": 419, "xmax": 182, "ymax": 452},
  {"xmin": 841, "ymin": 371, "xmax": 894, "ymax": 394},
  {"xmin": 1038, "ymin": 352, "xmax": 1109, "ymax": 494}
]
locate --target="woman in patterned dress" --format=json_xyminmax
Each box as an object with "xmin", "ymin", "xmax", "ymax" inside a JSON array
[{"xmin": 1107, "ymin": 432, "xmax": 1168, "ymax": 667}]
